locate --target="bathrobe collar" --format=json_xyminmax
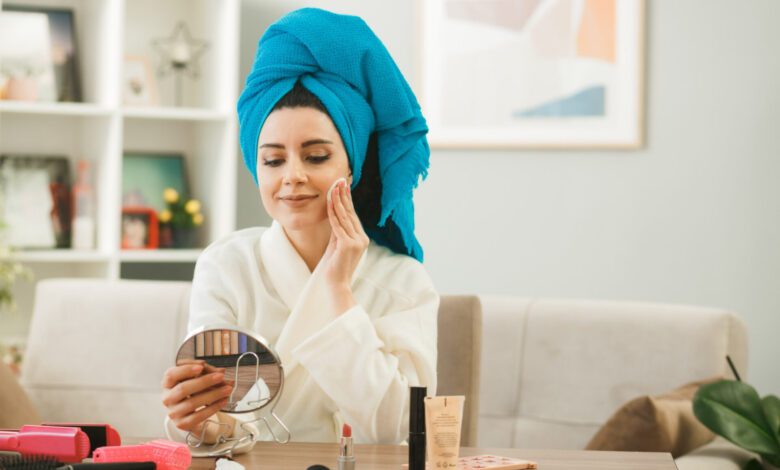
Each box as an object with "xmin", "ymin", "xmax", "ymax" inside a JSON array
[{"xmin": 260, "ymin": 220, "xmax": 368, "ymax": 376}]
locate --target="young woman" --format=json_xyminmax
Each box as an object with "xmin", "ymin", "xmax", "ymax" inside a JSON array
[{"xmin": 160, "ymin": 8, "xmax": 437, "ymax": 454}]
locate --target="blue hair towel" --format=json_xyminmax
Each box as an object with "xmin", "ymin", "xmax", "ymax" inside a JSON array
[{"xmin": 237, "ymin": 8, "xmax": 430, "ymax": 262}]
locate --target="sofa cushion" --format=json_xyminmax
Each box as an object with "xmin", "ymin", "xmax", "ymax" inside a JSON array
[
  {"xmin": 586, "ymin": 378, "xmax": 719, "ymax": 457},
  {"xmin": 21, "ymin": 279, "xmax": 191, "ymax": 438},
  {"xmin": 477, "ymin": 296, "xmax": 748, "ymax": 450}
]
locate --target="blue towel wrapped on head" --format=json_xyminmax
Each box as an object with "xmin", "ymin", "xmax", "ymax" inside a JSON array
[{"xmin": 237, "ymin": 7, "xmax": 430, "ymax": 262}]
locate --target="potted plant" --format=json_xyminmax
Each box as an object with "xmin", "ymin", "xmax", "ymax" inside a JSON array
[
  {"xmin": 0, "ymin": 220, "xmax": 33, "ymax": 312},
  {"xmin": 0, "ymin": 218, "xmax": 33, "ymax": 375},
  {"xmin": 693, "ymin": 360, "xmax": 780, "ymax": 470},
  {"xmin": 157, "ymin": 188, "xmax": 203, "ymax": 248}
]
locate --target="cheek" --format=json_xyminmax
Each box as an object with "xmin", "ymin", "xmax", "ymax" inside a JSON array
[{"xmin": 257, "ymin": 182, "xmax": 275, "ymax": 210}]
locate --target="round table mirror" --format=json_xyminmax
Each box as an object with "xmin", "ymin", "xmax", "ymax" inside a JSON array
[{"xmin": 176, "ymin": 325, "xmax": 283, "ymax": 414}]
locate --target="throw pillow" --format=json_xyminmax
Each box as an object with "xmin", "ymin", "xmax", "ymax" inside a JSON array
[
  {"xmin": 586, "ymin": 377, "xmax": 721, "ymax": 457},
  {"xmin": 0, "ymin": 361, "xmax": 42, "ymax": 428}
]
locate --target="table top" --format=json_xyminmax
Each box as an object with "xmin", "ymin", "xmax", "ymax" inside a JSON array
[{"xmin": 184, "ymin": 441, "xmax": 676, "ymax": 470}]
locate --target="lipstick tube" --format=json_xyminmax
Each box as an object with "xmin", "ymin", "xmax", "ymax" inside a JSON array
[{"xmin": 337, "ymin": 423, "xmax": 355, "ymax": 470}]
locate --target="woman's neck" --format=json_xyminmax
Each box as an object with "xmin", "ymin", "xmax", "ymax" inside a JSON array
[{"xmin": 282, "ymin": 221, "xmax": 331, "ymax": 272}]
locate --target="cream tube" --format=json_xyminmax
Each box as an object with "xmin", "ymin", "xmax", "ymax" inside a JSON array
[{"xmin": 424, "ymin": 396, "xmax": 465, "ymax": 469}]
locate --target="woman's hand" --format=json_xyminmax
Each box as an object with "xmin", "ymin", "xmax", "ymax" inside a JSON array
[
  {"xmin": 322, "ymin": 179, "xmax": 369, "ymax": 307},
  {"xmin": 161, "ymin": 361, "xmax": 234, "ymax": 438}
]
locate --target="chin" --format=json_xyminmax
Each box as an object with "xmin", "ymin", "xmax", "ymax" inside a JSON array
[{"xmin": 275, "ymin": 212, "xmax": 327, "ymax": 232}]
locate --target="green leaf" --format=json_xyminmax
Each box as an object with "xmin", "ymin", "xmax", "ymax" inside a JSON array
[
  {"xmin": 763, "ymin": 395, "xmax": 780, "ymax": 442},
  {"xmin": 693, "ymin": 380, "xmax": 780, "ymax": 456},
  {"xmin": 743, "ymin": 458, "xmax": 764, "ymax": 470}
]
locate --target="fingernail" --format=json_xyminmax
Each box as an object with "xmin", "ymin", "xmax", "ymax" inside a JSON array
[
  {"xmin": 213, "ymin": 373, "xmax": 224, "ymax": 382},
  {"xmin": 192, "ymin": 365, "xmax": 203, "ymax": 373}
]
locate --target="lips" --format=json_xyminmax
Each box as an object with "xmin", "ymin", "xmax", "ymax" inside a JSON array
[{"xmin": 279, "ymin": 194, "xmax": 317, "ymax": 207}]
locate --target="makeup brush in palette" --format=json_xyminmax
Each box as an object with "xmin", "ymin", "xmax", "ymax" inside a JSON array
[{"xmin": 402, "ymin": 455, "xmax": 537, "ymax": 470}]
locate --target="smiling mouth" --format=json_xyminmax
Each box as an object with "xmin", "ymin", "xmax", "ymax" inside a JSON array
[{"xmin": 280, "ymin": 195, "xmax": 317, "ymax": 201}]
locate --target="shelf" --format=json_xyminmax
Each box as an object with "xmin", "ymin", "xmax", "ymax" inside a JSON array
[
  {"xmin": 12, "ymin": 250, "xmax": 111, "ymax": 263},
  {"xmin": 122, "ymin": 107, "xmax": 229, "ymax": 122},
  {"xmin": 1, "ymin": 0, "xmax": 238, "ymax": 336},
  {"xmin": 0, "ymin": 101, "xmax": 114, "ymax": 117},
  {"xmin": 118, "ymin": 249, "xmax": 202, "ymax": 263}
]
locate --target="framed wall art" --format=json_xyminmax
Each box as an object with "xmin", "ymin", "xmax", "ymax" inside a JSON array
[
  {"xmin": 3, "ymin": 5, "xmax": 82, "ymax": 102},
  {"xmin": 121, "ymin": 152, "xmax": 189, "ymax": 213},
  {"xmin": 420, "ymin": 0, "xmax": 645, "ymax": 148}
]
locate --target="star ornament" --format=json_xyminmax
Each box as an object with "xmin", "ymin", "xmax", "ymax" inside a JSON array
[{"xmin": 152, "ymin": 22, "xmax": 209, "ymax": 79}]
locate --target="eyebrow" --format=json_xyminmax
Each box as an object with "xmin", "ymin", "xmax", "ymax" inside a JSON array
[{"xmin": 259, "ymin": 139, "xmax": 334, "ymax": 149}]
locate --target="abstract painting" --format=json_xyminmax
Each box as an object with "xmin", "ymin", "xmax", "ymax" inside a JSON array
[{"xmin": 420, "ymin": 0, "xmax": 644, "ymax": 148}]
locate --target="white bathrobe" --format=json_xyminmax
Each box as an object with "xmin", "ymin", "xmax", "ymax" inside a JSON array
[{"xmin": 165, "ymin": 221, "xmax": 438, "ymax": 454}]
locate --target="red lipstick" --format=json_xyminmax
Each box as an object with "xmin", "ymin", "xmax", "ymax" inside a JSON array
[{"xmin": 338, "ymin": 423, "xmax": 355, "ymax": 470}]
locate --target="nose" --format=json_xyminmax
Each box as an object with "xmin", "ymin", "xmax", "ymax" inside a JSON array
[{"xmin": 282, "ymin": 157, "xmax": 307, "ymax": 185}]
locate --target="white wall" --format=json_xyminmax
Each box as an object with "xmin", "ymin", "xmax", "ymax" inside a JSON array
[{"xmin": 237, "ymin": 0, "xmax": 780, "ymax": 395}]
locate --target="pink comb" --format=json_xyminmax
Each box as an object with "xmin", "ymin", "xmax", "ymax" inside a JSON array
[
  {"xmin": 93, "ymin": 439, "xmax": 191, "ymax": 470},
  {"xmin": 0, "ymin": 425, "xmax": 90, "ymax": 463}
]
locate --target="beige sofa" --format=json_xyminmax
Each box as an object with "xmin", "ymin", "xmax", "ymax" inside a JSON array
[{"xmin": 20, "ymin": 279, "xmax": 752, "ymax": 468}]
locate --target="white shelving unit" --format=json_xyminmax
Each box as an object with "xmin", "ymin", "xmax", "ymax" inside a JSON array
[{"xmin": 0, "ymin": 0, "xmax": 240, "ymax": 339}]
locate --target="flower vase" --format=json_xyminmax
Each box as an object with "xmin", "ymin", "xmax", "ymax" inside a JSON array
[{"xmin": 171, "ymin": 227, "xmax": 197, "ymax": 249}]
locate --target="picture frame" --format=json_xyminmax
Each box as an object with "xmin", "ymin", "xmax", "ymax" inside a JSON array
[
  {"xmin": 122, "ymin": 152, "xmax": 189, "ymax": 213},
  {"xmin": 2, "ymin": 5, "xmax": 82, "ymax": 102},
  {"xmin": 123, "ymin": 55, "xmax": 159, "ymax": 106},
  {"xmin": 0, "ymin": 154, "xmax": 71, "ymax": 248},
  {"xmin": 121, "ymin": 207, "xmax": 159, "ymax": 249},
  {"xmin": 419, "ymin": 0, "xmax": 645, "ymax": 148},
  {"xmin": 0, "ymin": 11, "xmax": 58, "ymax": 102}
]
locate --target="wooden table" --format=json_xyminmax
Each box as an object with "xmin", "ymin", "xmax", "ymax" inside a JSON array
[{"xmin": 184, "ymin": 441, "xmax": 676, "ymax": 470}]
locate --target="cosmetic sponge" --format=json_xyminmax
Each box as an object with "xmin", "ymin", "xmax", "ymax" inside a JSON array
[{"xmin": 326, "ymin": 177, "xmax": 347, "ymax": 205}]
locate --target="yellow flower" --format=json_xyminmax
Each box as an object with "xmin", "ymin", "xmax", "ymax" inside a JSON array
[
  {"xmin": 159, "ymin": 210, "xmax": 172, "ymax": 223},
  {"xmin": 163, "ymin": 188, "xmax": 179, "ymax": 204},
  {"xmin": 185, "ymin": 199, "xmax": 201, "ymax": 214},
  {"xmin": 192, "ymin": 213, "xmax": 204, "ymax": 226}
]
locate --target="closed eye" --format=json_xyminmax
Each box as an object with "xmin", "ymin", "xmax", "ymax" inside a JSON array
[{"xmin": 308, "ymin": 155, "xmax": 330, "ymax": 163}]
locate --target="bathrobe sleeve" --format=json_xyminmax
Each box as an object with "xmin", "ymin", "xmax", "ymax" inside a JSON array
[
  {"xmin": 163, "ymin": 242, "xmax": 260, "ymax": 455},
  {"xmin": 290, "ymin": 259, "xmax": 439, "ymax": 444}
]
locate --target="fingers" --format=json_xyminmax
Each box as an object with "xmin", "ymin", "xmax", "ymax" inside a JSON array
[
  {"xmin": 167, "ymin": 383, "xmax": 234, "ymax": 421},
  {"xmin": 341, "ymin": 183, "xmax": 369, "ymax": 244},
  {"xmin": 341, "ymin": 181, "xmax": 357, "ymax": 213},
  {"xmin": 328, "ymin": 186, "xmax": 350, "ymax": 240},
  {"xmin": 331, "ymin": 184, "xmax": 357, "ymax": 236},
  {"xmin": 202, "ymin": 363, "xmax": 226, "ymax": 375},
  {"xmin": 175, "ymin": 397, "xmax": 230, "ymax": 433},
  {"xmin": 163, "ymin": 371, "xmax": 226, "ymax": 407},
  {"xmin": 162, "ymin": 363, "xmax": 204, "ymax": 389},
  {"xmin": 176, "ymin": 359, "xmax": 206, "ymax": 366}
]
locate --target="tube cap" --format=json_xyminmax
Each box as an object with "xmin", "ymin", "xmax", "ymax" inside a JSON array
[{"xmin": 410, "ymin": 386, "xmax": 427, "ymax": 433}]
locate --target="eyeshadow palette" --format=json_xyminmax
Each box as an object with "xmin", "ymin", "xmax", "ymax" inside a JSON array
[
  {"xmin": 402, "ymin": 455, "xmax": 537, "ymax": 469},
  {"xmin": 457, "ymin": 455, "xmax": 537, "ymax": 469}
]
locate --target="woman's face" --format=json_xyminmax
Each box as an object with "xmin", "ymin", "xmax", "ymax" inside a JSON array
[{"xmin": 256, "ymin": 106, "xmax": 351, "ymax": 232}]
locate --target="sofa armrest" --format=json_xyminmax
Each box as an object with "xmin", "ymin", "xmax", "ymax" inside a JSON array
[{"xmin": 675, "ymin": 437, "xmax": 757, "ymax": 470}]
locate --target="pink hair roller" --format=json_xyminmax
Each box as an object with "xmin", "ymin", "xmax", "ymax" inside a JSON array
[{"xmin": 93, "ymin": 439, "xmax": 191, "ymax": 470}]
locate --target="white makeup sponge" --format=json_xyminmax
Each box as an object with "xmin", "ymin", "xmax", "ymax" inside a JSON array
[{"xmin": 326, "ymin": 177, "xmax": 347, "ymax": 205}]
